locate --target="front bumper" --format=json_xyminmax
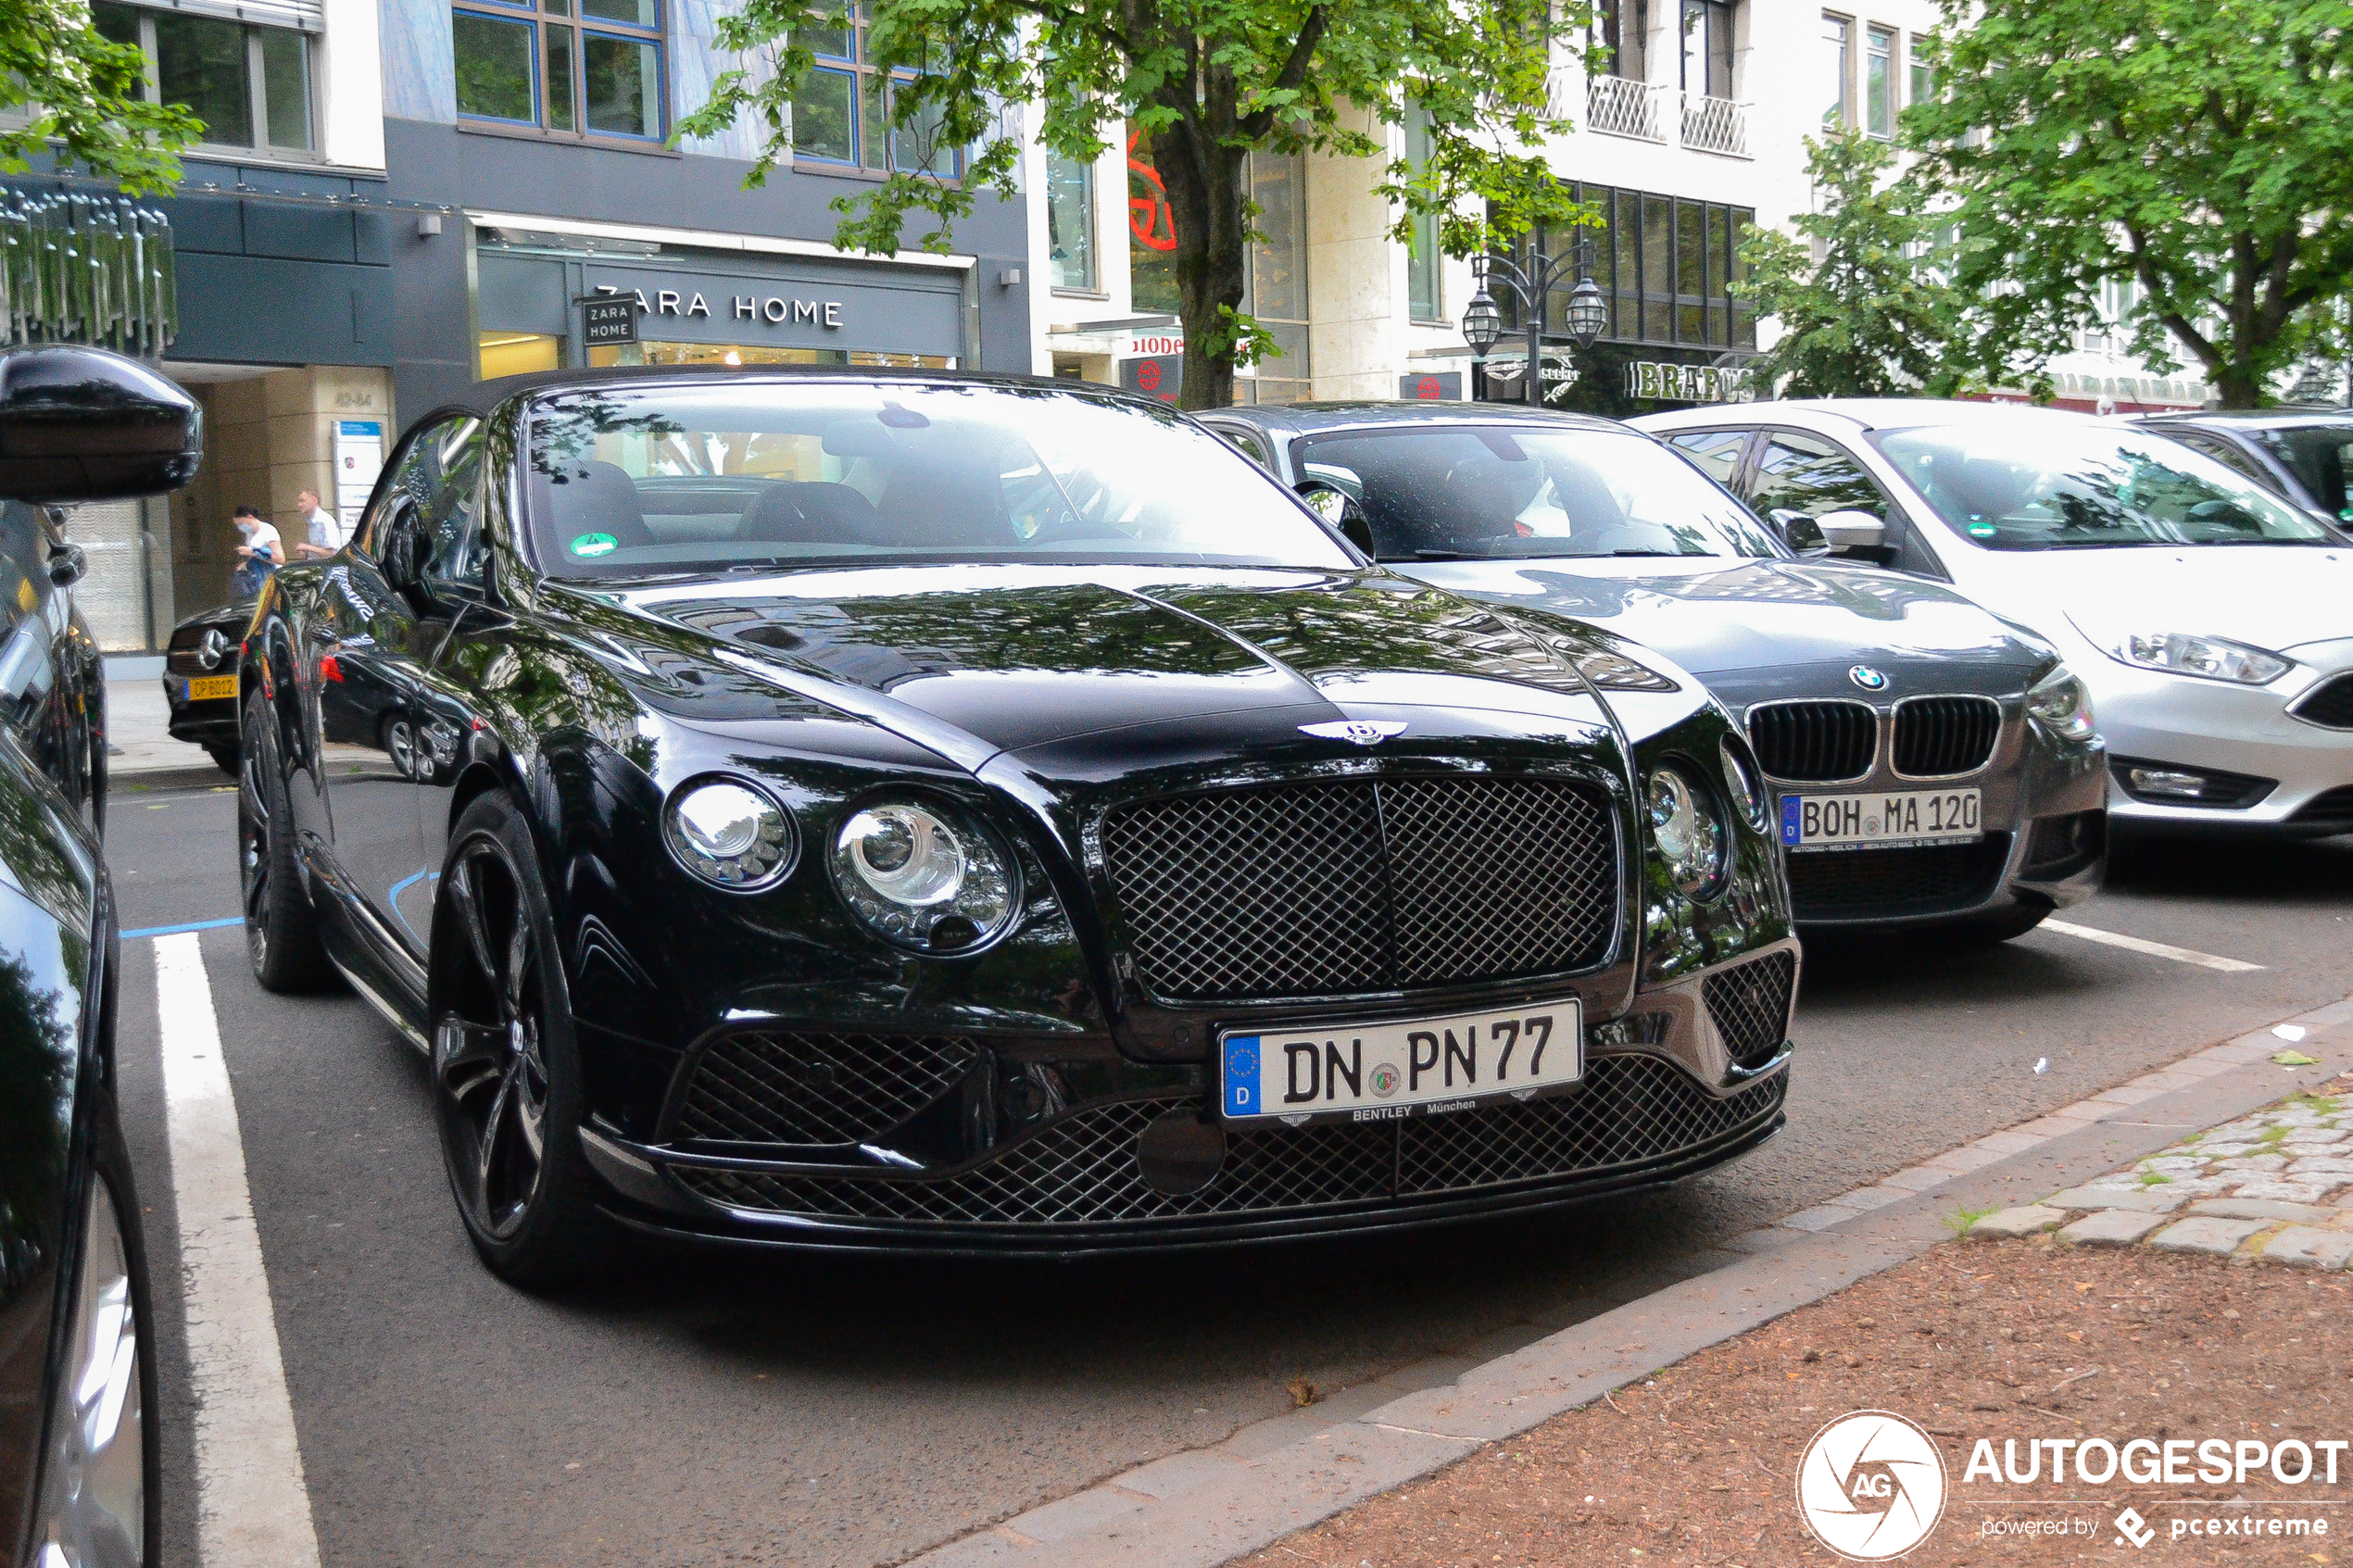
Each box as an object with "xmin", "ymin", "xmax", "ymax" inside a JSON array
[{"xmin": 573, "ymin": 947, "xmax": 1796, "ymax": 1256}]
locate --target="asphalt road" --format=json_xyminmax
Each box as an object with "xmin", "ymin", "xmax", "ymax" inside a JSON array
[{"xmin": 104, "ymin": 782, "xmax": 2353, "ymax": 1568}]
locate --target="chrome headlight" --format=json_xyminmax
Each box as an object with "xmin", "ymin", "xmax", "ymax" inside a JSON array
[
  {"xmin": 2114, "ymin": 631, "xmax": 2290, "ymax": 685},
  {"xmin": 1645, "ymin": 765, "xmax": 1729, "ymax": 899},
  {"xmin": 1719, "ymin": 738, "xmax": 1768, "ymax": 831},
  {"xmin": 832, "ymin": 799, "xmax": 1017, "ymax": 951},
  {"xmin": 2024, "ymin": 663, "xmax": 2095, "ymax": 742},
  {"xmin": 663, "ymin": 776, "xmax": 796, "ymax": 890}
]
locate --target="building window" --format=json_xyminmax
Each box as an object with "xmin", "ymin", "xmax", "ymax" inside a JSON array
[
  {"xmin": 1044, "ymin": 151, "xmax": 1096, "ymax": 292},
  {"xmin": 93, "ymin": 2, "xmax": 314, "ymax": 154},
  {"xmin": 1822, "ymin": 14, "xmax": 1851, "ymax": 128},
  {"xmin": 790, "ymin": 2, "xmax": 958, "ymax": 175},
  {"xmin": 1865, "ymin": 25, "xmax": 1894, "ymax": 137},
  {"xmin": 478, "ymin": 332, "xmax": 563, "ymax": 378},
  {"xmin": 1592, "ymin": 0, "xmax": 1644, "ymax": 80},
  {"xmin": 1240, "ymin": 150, "xmax": 1311, "ymax": 404},
  {"xmin": 1907, "ymin": 40, "xmax": 1932, "ymax": 109},
  {"xmin": 1509, "ymin": 182, "xmax": 1755, "ymax": 352},
  {"xmin": 1404, "ymin": 105, "xmax": 1442, "ymax": 322},
  {"xmin": 1680, "ymin": 0, "xmax": 1733, "ymax": 99},
  {"xmin": 453, "ymin": 0, "xmax": 664, "ymax": 141}
]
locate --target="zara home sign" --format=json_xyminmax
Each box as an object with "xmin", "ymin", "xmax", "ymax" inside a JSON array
[{"xmin": 592, "ymin": 283, "xmax": 845, "ymax": 331}]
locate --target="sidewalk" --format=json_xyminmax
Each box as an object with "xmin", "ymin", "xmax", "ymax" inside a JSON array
[
  {"xmin": 1227, "ymin": 1073, "xmax": 2353, "ymax": 1566},
  {"xmin": 106, "ymin": 657, "xmax": 233, "ymax": 792}
]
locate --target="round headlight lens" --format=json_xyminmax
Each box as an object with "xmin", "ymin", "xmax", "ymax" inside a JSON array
[
  {"xmin": 1719, "ymin": 739, "xmax": 1768, "ymax": 831},
  {"xmin": 832, "ymin": 800, "xmax": 1017, "ymax": 950},
  {"xmin": 1646, "ymin": 765, "xmax": 1729, "ymax": 899},
  {"xmin": 663, "ymin": 777, "xmax": 796, "ymax": 890}
]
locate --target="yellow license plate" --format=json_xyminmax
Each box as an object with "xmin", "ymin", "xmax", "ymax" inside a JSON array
[{"xmin": 183, "ymin": 674, "xmax": 238, "ymax": 702}]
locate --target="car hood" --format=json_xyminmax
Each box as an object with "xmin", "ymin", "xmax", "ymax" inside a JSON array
[
  {"xmin": 1402, "ymin": 557, "xmax": 2047, "ymax": 690},
  {"xmin": 1964, "ymin": 545, "xmax": 2353, "ymax": 657},
  {"xmin": 598, "ymin": 562, "xmax": 1628, "ymax": 760}
]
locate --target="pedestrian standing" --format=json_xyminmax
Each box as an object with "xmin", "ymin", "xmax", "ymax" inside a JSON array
[
  {"xmin": 293, "ymin": 486, "xmax": 349, "ymax": 558},
  {"xmin": 231, "ymin": 505, "xmax": 283, "ymax": 597}
]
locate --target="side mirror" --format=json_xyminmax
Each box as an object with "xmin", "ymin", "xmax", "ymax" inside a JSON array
[
  {"xmin": 1817, "ymin": 509, "xmax": 1887, "ymax": 553},
  {"xmin": 1768, "ymin": 508, "xmax": 1828, "ymax": 554},
  {"xmin": 1296, "ymin": 481, "xmax": 1375, "ymax": 556},
  {"xmin": 380, "ymin": 497, "xmax": 424, "ymax": 596},
  {"xmin": 46, "ymin": 543, "xmax": 84, "ymax": 586},
  {"xmin": 0, "ymin": 345, "xmax": 200, "ymax": 503}
]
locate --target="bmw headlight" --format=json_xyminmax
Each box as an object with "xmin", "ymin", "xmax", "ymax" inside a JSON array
[
  {"xmin": 1645, "ymin": 766, "xmax": 1729, "ymax": 899},
  {"xmin": 2024, "ymin": 663, "xmax": 2096, "ymax": 742},
  {"xmin": 832, "ymin": 799, "xmax": 1017, "ymax": 951},
  {"xmin": 2114, "ymin": 632, "xmax": 2290, "ymax": 685},
  {"xmin": 663, "ymin": 776, "xmax": 796, "ymax": 890},
  {"xmin": 1719, "ymin": 739, "xmax": 1768, "ymax": 831}
]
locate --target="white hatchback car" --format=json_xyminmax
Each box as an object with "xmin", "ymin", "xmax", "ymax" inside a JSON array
[{"xmin": 1632, "ymin": 400, "xmax": 2353, "ymax": 834}]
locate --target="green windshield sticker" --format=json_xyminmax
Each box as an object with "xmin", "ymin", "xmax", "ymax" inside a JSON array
[
  {"xmin": 570, "ymin": 533, "xmax": 619, "ymax": 558},
  {"xmin": 1967, "ymin": 521, "xmax": 1998, "ymax": 538}
]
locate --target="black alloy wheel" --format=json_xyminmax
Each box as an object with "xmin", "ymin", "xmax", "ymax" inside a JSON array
[
  {"xmin": 238, "ymin": 693, "xmax": 331, "ymax": 991},
  {"xmin": 430, "ymin": 794, "xmax": 612, "ymax": 1286}
]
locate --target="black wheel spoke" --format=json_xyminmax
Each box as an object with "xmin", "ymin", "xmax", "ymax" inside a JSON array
[
  {"xmin": 435, "ymin": 1021, "xmax": 508, "ymax": 1101},
  {"xmin": 501, "ymin": 915, "xmax": 531, "ymax": 1020},
  {"xmin": 447, "ymin": 854, "xmax": 503, "ymax": 999},
  {"xmin": 475, "ymin": 1064, "xmax": 518, "ymax": 1197}
]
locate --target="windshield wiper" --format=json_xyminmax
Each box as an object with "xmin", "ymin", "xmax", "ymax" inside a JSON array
[
  {"xmin": 1404, "ymin": 549, "xmax": 1483, "ymax": 560},
  {"xmin": 1609, "ymin": 549, "xmax": 1684, "ymax": 558}
]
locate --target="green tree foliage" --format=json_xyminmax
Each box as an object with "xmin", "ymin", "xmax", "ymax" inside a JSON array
[
  {"xmin": 0, "ymin": 0, "xmax": 200, "ymax": 193},
  {"xmin": 1907, "ymin": 0, "xmax": 2353, "ymax": 408},
  {"xmin": 1733, "ymin": 131, "xmax": 1967, "ymax": 398},
  {"xmin": 675, "ymin": 0, "xmax": 1592, "ymax": 408}
]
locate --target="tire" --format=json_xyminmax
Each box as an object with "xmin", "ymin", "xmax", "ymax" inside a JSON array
[
  {"xmin": 1930, "ymin": 904, "xmax": 2051, "ymax": 947},
  {"xmin": 238, "ymin": 694, "xmax": 333, "ymax": 991},
  {"xmin": 428, "ymin": 792, "xmax": 616, "ymax": 1287},
  {"xmin": 36, "ymin": 1090, "xmax": 162, "ymax": 1567},
  {"xmin": 204, "ymin": 739, "xmax": 240, "ymax": 778}
]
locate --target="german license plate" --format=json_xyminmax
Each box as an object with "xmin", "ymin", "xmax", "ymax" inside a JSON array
[
  {"xmin": 1780, "ymin": 786, "xmax": 1982, "ymax": 851},
  {"xmin": 182, "ymin": 674, "xmax": 237, "ymax": 702},
  {"xmin": 1218, "ymin": 997, "xmax": 1583, "ymax": 1126}
]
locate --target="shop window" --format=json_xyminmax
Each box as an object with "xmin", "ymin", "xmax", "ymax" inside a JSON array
[
  {"xmin": 1403, "ymin": 105, "xmax": 1443, "ymax": 323},
  {"xmin": 1123, "ymin": 133, "xmax": 1311, "ymax": 400},
  {"xmin": 478, "ymin": 332, "xmax": 563, "ymax": 379},
  {"xmin": 93, "ymin": 2, "xmax": 315, "ymax": 155},
  {"xmin": 1126, "ymin": 126, "xmax": 1180, "ymax": 316},
  {"xmin": 585, "ymin": 341, "xmax": 953, "ymax": 369},
  {"xmin": 1045, "ymin": 151, "xmax": 1097, "ymax": 293},
  {"xmin": 1821, "ymin": 13, "xmax": 1851, "ymax": 129},
  {"xmin": 453, "ymin": 0, "xmax": 665, "ymax": 142},
  {"xmin": 1865, "ymin": 26, "xmax": 1894, "ymax": 137},
  {"xmin": 1509, "ymin": 182, "xmax": 1756, "ymax": 354},
  {"xmin": 1680, "ymin": 0, "xmax": 1733, "ymax": 100},
  {"xmin": 790, "ymin": 2, "xmax": 961, "ymax": 176}
]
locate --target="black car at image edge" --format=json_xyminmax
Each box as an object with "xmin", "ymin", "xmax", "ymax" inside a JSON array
[
  {"xmin": 161, "ymin": 597, "xmax": 253, "ymax": 775},
  {"xmin": 235, "ymin": 366, "xmax": 1803, "ymax": 1277}
]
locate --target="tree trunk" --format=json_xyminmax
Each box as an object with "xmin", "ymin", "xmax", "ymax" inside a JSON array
[
  {"xmin": 2214, "ymin": 370, "xmax": 2263, "ymax": 409},
  {"xmin": 1148, "ymin": 118, "xmax": 1250, "ymax": 410}
]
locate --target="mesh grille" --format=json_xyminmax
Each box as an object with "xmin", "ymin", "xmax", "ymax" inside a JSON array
[
  {"xmin": 1702, "ymin": 950, "xmax": 1797, "ymax": 1069},
  {"xmin": 673, "ymin": 1056, "xmax": 1784, "ymax": 1229},
  {"xmin": 672, "ymin": 1032, "xmax": 982, "ymax": 1147},
  {"xmin": 1101, "ymin": 777, "xmax": 1617, "ymax": 1001},
  {"xmin": 1893, "ymin": 696, "xmax": 2002, "ymax": 776},
  {"xmin": 2291, "ymin": 673, "xmax": 2353, "ymax": 731},
  {"xmin": 1747, "ymin": 702, "xmax": 1876, "ymax": 782},
  {"xmin": 1784, "ymin": 838, "xmax": 2009, "ymax": 916}
]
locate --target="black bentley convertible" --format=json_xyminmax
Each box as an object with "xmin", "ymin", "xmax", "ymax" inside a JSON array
[{"xmin": 237, "ymin": 368, "xmax": 1799, "ymax": 1280}]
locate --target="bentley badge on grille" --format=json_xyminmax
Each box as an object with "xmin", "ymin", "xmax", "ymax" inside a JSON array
[{"xmin": 1299, "ymin": 720, "xmax": 1407, "ymax": 746}]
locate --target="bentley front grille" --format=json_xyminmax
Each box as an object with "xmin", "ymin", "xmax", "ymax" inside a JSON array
[
  {"xmin": 1100, "ymin": 776, "xmax": 1617, "ymax": 1001},
  {"xmin": 1893, "ymin": 696, "xmax": 2002, "ymax": 777},
  {"xmin": 669, "ymin": 1031, "xmax": 982, "ymax": 1148},
  {"xmin": 673, "ymin": 1054, "xmax": 1784, "ymax": 1228},
  {"xmin": 1747, "ymin": 702, "xmax": 1877, "ymax": 782},
  {"xmin": 1783, "ymin": 837, "xmax": 2011, "ymax": 917},
  {"xmin": 1701, "ymin": 950, "xmax": 1798, "ymax": 1069}
]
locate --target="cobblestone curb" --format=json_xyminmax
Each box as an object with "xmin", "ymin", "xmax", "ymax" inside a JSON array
[{"xmin": 1970, "ymin": 1068, "xmax": 2353, "ymax": 1269}]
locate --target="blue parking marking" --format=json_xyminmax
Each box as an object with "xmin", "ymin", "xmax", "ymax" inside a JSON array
[
  {"xmin": 122, "ymin": 915, "xmax": 244, "ymax": 939},
  {"xmin": 1223, "ymin": 1036, "xmax": 1261, "ymax": 1118}
]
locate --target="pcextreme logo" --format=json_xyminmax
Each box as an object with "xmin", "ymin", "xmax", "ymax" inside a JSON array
[{"xmin": 1796, "ymin": 1410, "xmax": 1949, "ymax": 1561}]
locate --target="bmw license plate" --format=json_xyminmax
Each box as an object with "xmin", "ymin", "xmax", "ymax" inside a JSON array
[
  {"xmin": 1218, "ymin": 997, "xmax": 1583, "ymax": 1126},
  {"xmin": 181, "ymin": 674, "xmax": 238, "ymax": 702},
  {"xmin": 1780, "ymin": 786, "xmax": 1982, "ymax": 851}
]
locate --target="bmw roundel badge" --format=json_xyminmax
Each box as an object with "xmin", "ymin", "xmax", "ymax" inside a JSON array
[{"xmin": 1847, "ymin": 665, "xmax": 1889, "ymax": 692}]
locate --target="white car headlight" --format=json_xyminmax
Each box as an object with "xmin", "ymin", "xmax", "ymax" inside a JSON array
[
  {"xmin": 2024, "ymin": 664, "xmax": 2095, "ymax": 742},
  {"xmin": 2114, "ymin": 631, "xmax": 2291, "ymax": 685},
  {"xmin": 832, "ymin": 799, "xmax": 1017, "ymax": 951},
  {"xmin": 663, "ymin": 777, "xmax": 796, "ymax": 890},
  {"xmin": 1645, "ymin": 765, "xmax": 1729, "ymax": 899}
]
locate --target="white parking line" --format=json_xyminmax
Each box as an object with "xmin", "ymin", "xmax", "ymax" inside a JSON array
[
  {"xmin": 155, "ymin": 933, "xmax": 323, "ymax": 1568},
  {"xmin": 2041, "ymin": 918, "xmax": 2264, "ymax": 973}
]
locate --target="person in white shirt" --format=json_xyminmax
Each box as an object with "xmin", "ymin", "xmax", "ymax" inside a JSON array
[
  {"xmin": 232, "ymin": 506, "xmax": 283, "ymax": 596},
  {"xmin": 293, "ymin": 487, "xmax": 348, "ymax": 558}
]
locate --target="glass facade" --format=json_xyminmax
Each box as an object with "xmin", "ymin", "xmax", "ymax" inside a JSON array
[
  {"xmin": 1045, "ymin": 152, "xmax": 1096, "ymax": 292},
  {"xmin": 1505, "ymin": 182, "xmax": 1756, "ymax": 353},
  {"xmin": 94, "ymin": 2, "xmax": 316, "ymax": 154}
]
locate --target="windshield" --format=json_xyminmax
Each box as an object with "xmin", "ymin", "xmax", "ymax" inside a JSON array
[
  {"xmin": 1873, "ymin": 422, "xmax": 2339, "ymax": 551},
  {"xmin": 1291, "ymin": 424, "xmax": 1781, "ymax": 562},
  {"xmin": 2247, "ymin": 423, "xmax": 2353, "ymax": 524},
  {"xmin": 519, "ymin": 381, "xmax": 1355, "ymax": 576}
]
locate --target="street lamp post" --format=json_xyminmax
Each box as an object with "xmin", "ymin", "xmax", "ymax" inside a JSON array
[{"xmin": 1459, "ymin": 237, "xmax": 1608, "ymax": 407}]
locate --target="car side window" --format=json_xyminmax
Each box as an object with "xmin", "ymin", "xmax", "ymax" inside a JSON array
[
  {"xmin": 1214, "ymin": 425, "xmax": 1274, "ymax": 467},
  {"xmin": 1665, "ymin": 429, "xmax": 1750, "ymax": 488},
  {"xmin": 358, "ymin": 418, "xmax": 468, "ymax": 559},
  {"xmin": 1746, "ymin": 432, "xmax": 1890, "ymax": 521},
  {"xmin": 2171, "ymin": 431, "xmax": 2275, "ymax": 488},
  {"xmin": 421, "ymin": 421, "xmax": 488, "ymax": 587}
]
